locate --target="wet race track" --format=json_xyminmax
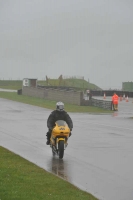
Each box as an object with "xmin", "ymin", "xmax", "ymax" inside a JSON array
[{"xmin": 0, "ymin": 97, "xmax": 133, "ymax": 200}]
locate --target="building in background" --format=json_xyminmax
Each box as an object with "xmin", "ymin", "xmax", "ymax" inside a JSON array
[
  {"xmin": 23, "ymin": 78, "xmax": 37, "ymax": 88},
  {"xmin": 122, "ymin": 82, "xmax": 133, "ymax": 92}
]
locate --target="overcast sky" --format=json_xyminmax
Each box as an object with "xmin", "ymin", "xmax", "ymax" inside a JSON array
[{"xmin": 0, "ymin": 0, "xmax": 133, "ymax": 89}]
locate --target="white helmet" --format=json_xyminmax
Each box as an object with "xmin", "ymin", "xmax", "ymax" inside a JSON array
[{"xmin": 56, "ymin": 102, "xmax": 64, "ymax": 112}]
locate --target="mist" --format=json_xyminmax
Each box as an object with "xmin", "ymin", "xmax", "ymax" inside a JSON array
[{"xmin": 0, "ymin": 0, "xmax": 133, "ymax": 89}]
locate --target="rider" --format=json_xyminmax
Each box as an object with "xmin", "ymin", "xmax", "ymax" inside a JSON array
[{"xmin": 46, "ymin": 101, "xmax": 73, "ymax": 145}]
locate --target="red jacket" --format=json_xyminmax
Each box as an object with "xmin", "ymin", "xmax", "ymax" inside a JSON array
[{"xmin": 112, "ymin": 94, "xmax": 119, "ymax": 104}]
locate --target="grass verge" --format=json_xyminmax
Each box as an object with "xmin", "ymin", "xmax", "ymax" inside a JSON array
[
  {"xmin": 0, "ymin": 146, "xmax": 98, "ymax": 200},
  {"xmin": 0, "ymin": 92, "xmax": 112, "ymax": 113},
  {"xmin": 0, "ymin": 80, "xmax": 22, "ymax": 90}
]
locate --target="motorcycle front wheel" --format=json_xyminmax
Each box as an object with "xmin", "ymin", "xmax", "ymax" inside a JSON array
[{"xmin": 58, "ymin": 140, "xmax": 64, "ymax": 159}]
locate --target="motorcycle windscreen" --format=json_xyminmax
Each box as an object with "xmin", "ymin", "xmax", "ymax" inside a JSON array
[{"xmin": 55, "ymin": 120, "xmax": 68, "ymax": 127}]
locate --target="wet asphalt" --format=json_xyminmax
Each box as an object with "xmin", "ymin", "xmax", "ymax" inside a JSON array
[
  {"xmin": 0, "ymin": 88, "xmax": 17, "ymax": 92},
  {"xmin": 0, "ymin": 97, "xmax": 133, "ymax": 200}
]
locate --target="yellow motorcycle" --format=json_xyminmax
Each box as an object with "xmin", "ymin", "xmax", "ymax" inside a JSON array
[{"xmin": 50, "ymin": 120, "xmax": 70, "ymax": 159}]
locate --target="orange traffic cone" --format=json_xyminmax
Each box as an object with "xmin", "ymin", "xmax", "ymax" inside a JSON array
[
  {"xmin": 103, "ymin": 93, "xmax": 106, "ymax": 99},
  {"xmin": 126, "ymin": 96, "xmax": 129, "ymax": 102}
]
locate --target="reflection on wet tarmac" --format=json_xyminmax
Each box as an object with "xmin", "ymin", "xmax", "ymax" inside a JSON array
[
  {"xmin": 112, "ymin": 112, "xmax": 118, "ymax": 117},
  {"xmin": 48, "ymin": 157, "xmax": 69, "ymax": 181},
  {"xmin": 1, "ymin": 97, "xmax": 133, "ymax": 200}
]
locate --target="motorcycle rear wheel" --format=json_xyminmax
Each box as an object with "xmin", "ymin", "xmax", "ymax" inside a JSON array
[{"xmin": 58, "ymin": 140, "xmax": 64, "ymax": 159}]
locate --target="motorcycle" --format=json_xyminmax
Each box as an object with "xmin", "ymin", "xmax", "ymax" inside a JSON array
[{"xmin": 50, "ymin": 120, "xmax": 70, "ymax": 159}]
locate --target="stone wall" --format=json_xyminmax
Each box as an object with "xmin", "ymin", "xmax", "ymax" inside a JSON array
[
  {"xmin": 22, "ymin": 87, "xmax": 112, "ymax": 109},
  {"xmin": 22, "ymin": 87, "xmax": 83, "ymax": 105},
  {"xmin": 91, "ymin": 98, "xmax": 112, "ymax": 110}
]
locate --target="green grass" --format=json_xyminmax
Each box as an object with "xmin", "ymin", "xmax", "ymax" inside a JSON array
[
  {"xmin": 38, "ymin": 78, "xmax": 101, "ymax": 90},
  {"xmin": 0, "ymin": 80, "xmax": 22, "ymax": 90},
  {"xmin": 0, "ymin": 92, "xmax": 112, "ymax": 113},
  {"xmin": 0, "ymin": 146, "xmax": 98, "ymax": 200},
  {"xmin": 0, "ymin": 79, "xmax": 101, "ymax": 91}
]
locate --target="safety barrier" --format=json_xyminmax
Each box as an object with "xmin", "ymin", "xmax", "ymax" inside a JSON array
[
  {"xmin": 91, "ymin": 98, "xmax": 112, "ymax": 110},
  {"xmin": 90, "ymin": 90, "xmax": 133, "ymax": 97}
]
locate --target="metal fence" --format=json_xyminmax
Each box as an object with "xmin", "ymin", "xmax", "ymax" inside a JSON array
[
  {"xmin": 91, "ymin": 90, "xmax": 133, "ymax": 97},
  {"xmin": 63, "ymin": 76, "xmax": 84, "ymax": 80}
]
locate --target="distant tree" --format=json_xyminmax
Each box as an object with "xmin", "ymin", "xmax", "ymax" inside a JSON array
[
  {"xmin": 46, "ymin": 75, "xmax": 49, "ymax": 85},
  {"xmin": 58, "ymin": 74, "xmax": 63, "ymax": 86}
]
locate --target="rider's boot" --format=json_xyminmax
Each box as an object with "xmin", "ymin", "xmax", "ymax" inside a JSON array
[
  {"xmin": 46, "ymin": 132, "xmax": 50, "ymax": 145},
  {"xmin": 46, "ymin": 140, "xmax": 50, "ymax": 145}
]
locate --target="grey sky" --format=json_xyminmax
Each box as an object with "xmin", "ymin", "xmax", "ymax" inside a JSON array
[{"xmin": 0, "ymin": 0, "xmax": 133, "ymax": 89}]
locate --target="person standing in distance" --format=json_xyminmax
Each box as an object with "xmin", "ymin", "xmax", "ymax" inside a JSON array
[
  {"xmin": 46, "ymin": 102, "xmax": 73, "ymax": 145},
  {"xmin": 112, "ymin": 92, "xmax": 119, "ymax": 111}
]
